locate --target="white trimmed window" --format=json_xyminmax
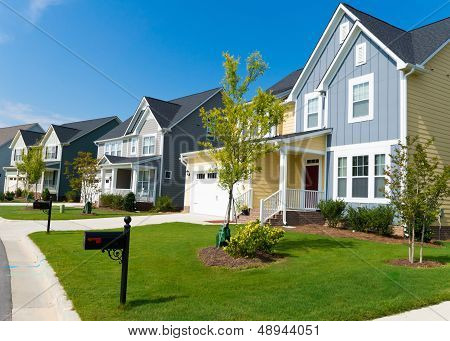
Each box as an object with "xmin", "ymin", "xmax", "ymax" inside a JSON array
[
  {"xmin": 142, "ymin": 135, "xmax": 156, "ymax": 155},
  {"xmin": 130, "ymin": 137, "xmax": 137, "ymax": 155},
  {"xmin": 337, "ymin": 157, "xmax": 347, "ymax": 198},
  {"xmin": 339, "ymin": 21, "xmax": 350, "ymax": 44},
  {"xmin": 164, "ymin": 170, "xmax": 172, "ymax": 179},
  {"xmin": 105, "ymin": 141, "xmax": 122, "ymax": 156},
  {"xmin": 352, "ymin": 155, "xmax": 369, "ymax": 198},
  {"xmin": 14, "ymin": 148, "xmax": 24, "ymax": 162},
  {"xmin": 355, "ymin": 43, "xmax": 367, "ymax": 66},
  {"xmin": 348, "ymin": 73, "xmax": 374, "ymax": 123},
  {"xmin": 45, "ymin": 146, "xmax": 58, "ymax": 160},
  {"xmin": 304, "ymin": 93, "xmax": 322, "ymax": 131},
  {"xmin": 105, "ymin": 143, "xmax": 111, "ymax": 155},
  {"xmin": 374, "ymin": 154, "xmax": 386, "ymax": 198}
]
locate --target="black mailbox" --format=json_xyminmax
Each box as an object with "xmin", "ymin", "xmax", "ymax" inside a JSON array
[
  {"xmin": 84, "ymin": 231, "xmax": 125, "ymax": 250},
  {"xmin": 33, "ymin": 200, "xmax": 51, "ymax": 210}
]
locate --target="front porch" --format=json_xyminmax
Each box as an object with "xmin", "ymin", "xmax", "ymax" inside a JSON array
[{"xmin": 234, "ymin": 130, "xmax": 329, "ymax": 224}]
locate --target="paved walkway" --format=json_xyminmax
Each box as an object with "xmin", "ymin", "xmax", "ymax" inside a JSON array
[
  {"xmin": 0, "ymin": 237, "xmax": 12, "ymax": 321},
  {"xmin": 0, "ymin": 213, "xmax": 221, "ymax": 321},
  {"xmin": 376, "ymin": 301, "xmax": 450, "ymax": 321}
]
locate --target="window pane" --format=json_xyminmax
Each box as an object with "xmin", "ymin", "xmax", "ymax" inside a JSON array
[
  {"xmin": 338, "ymin": 178, "xmax": 347, "ymax": 197},
  {"xmin": 307, "ymin": 113, "xmax": 318, "ymax": 128},
  {"xmin": 374, "ymin": 177, "xmax": 385, "ymax": 198},
  {"xmin": 375, "ymin": 154, "xmax": 385, "ymax": 176},
  {"xmin": 308, "ymin": 98, "xmax": 318, "ymax": 113},
  {"xmin": 352, "ymin": 178, "xmax": 368, "ymax": 198},
  {"xmin": 353, "ymin": 100, "xmax": 369, "ymax": 117},
  {"xmin": 338, "ymin": 157, "xmax": 347, "ymax": 177},
  {"xmin": 353, "ymin": 82, "xmax": 369, "ymax": 101}
]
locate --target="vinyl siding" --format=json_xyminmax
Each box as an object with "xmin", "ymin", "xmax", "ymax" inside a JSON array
[
  {"xmin": 138, "ymin": 116, "xmax": 162, "ymax": 157},
  {"xmin": 407, "ymin": 43, "xmax": 450, "ymax": 225},
  {"xmin": 278, "ymin": 102, "xmax": 296, "ymax": 135}
]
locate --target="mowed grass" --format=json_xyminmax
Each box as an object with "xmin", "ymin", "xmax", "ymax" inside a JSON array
[
  {"xmin": 30, "ymin": 223, "xmax": 450, "ymax": 320},
  {"xmin": 0, "ymin": 206, "xmax": 154, "ymax": 220}
]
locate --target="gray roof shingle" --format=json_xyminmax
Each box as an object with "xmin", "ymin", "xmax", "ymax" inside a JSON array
[
  {"xmin": 104, "ymin": 155, "xmax": 160, "ymax": 164},
  {"xmin": 97, "ymin": 88, "xmax": 221, "ymax": 141},
  {"xmin": 343, "ymin": 3, "xmax": 450, "ymax": 64},
  {"xmin": 20, "ymin": 130, "xmax": 45, "ymax": 146},
  {"xmin": 0, "ymin": 123, "xmax": 42, "ymax": 147},
  {"xmin": 267, "ymin": 68, "xmax": 303, "ymax": 99}
]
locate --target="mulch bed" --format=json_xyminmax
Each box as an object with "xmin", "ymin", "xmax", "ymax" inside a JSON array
[
  {"xmin": 388, "ymin": 259, "xmax": 445, "ymax": 268},
  {"xmin": 287, "ymin": 225, "xmax": 441, "ymax": 247},
  {"xmin": 198, "ymin": 247, "xmax": 281, "ymax": 269}
]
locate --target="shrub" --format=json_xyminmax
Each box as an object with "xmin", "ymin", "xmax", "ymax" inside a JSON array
[
  {"xmin": 27, "ymin": 191, "xmax": 34, "ymax": 201},
  {"xmin": 123, "ymin": 192, "xmax": 136, "ymax": 212},
  {"xmin": 346, "ymin": 205, "xmax": 395, "ymax": 236},
  {"xmin": 42, "ymin": 188, "xmax": 51, "ymax": 201},
  {"xmin": 65, "ymin": 190, "xmax": 79, "ymax": 203},
  {"xmin": 15, "ymin": 187, "xmax": 23, "ymax": 198},
  {"xmin": 413, "ymin": 214, "xmax": 433, "ymax": 243},
  {"xmin": 225, "ymin": 221, "xmax": 285, "ymax": 258},
  {"xmin": 111, "ymin": 195, "xmax": 124, "ymax": 210},
  {"xmin": 154, "ymin": 195, "xmax": 173, "ymax": 212},
  {"xmin": 5, "ymin": 191, "xmax": 14, "ymax": 201},
  {"xmin": 100, "ymin": 194, "xmax": 115, "ymax": 207},
  {"xmin": 0, "ymin": 192, "xmax": 4, "ymax": 201},
  {"xmin": 318, "ymin": 199, "xmax": 347, "ymax": 228}
]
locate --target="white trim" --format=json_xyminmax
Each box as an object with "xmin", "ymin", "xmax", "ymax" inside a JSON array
[
  {"xmin": 142, "ymin": 133, "xmax": 157, "ymax": 156},
  {"xmin": 303, "ymin": 92, "xmax": 322, "ymax": 131},
  {"xmin": 164, "ymin": 170, "xmax": 172, "ymax": 180},
  {"xmin": 420, "ymin": 39, "xmax": 449, "ymax": 66},
  {"xmin": 287, "ymin": 4, "xmax": 358, "ymax": 101},
  {"xmin": 129, "ymin": 137, "xmax": 138, "ymax": 156},
  {"xmin": 355, "ymin": 42, "xmax": 367, "ymax": 66},
  {"xmin": 327, "ymin": 139, "xmax": 398, "ymax": 152},
  {"xmin": 302, "ymin": 156, "xmax": 323, "ymax": 192},
  {"xmin": 332, "ymin": 142, "xmax": 392, "ymax": 204},
  {"xmin": 399, "ymin": 72, "xmax": 407, "ymax": 144},
  {"xmin": 348, "ymin": 73, "xmax": 374, "ymax": 124},
  {"xmin": 285, "ymin": 146, "xmax": 326, "ymax": 156},
  {"xmin": 339, "ymin": 21, "xmax": 350, "ymax": 44},
  {"xmin": 124, "ymin": 98, "xmax": 148, "ymax": 135}
]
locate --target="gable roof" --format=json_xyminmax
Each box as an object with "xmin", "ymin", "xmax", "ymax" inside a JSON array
[
  {"xmin": 97, "ymin": 87, "xmax": 221, "ymax": 142},
  {"xmin": 48, "ymin": 116, "xmax": 120, "ymax": 145},
  {"xmin": 102, "ymin": 154, "xmax": 160, "ymax": 165},
  {"xmin": 0, "ymin": 123, "xmax": 41, "ymax": 147},
  {"xmin": 20, "ymin": 130, "xmax": 45, "ymax": 146},
  {"xmin": 267, "ymin": 68, "xmax": 303, "ymax": 99},
  {"xmin": 343, "ymin": 3, "xmax": 450, "ymax": 65}
]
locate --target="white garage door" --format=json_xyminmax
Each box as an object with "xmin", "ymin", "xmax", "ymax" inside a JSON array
[{"xmin": 191, "ymin": 171, "xmax": 229, "ymax": 217}]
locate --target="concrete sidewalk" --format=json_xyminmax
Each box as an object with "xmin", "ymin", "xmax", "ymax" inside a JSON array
[
  {"xmin": 376, "ymin": 301, "xmax": 450, "ymax": 321},
  {"xmin": 0, "ymin": 213, "xmax": 221, "ymax": 321}
]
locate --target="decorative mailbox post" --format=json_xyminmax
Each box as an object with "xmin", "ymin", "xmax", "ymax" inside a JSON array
[
  {"xmin": 33, "ymin": 198, "xmax": 53, "ymax": 233},
  {"xmin": 84, "ymin": 216, "xmax": 132, "ymax": 305}
]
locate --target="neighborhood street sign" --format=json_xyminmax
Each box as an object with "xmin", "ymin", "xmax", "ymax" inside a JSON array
[{"xmin": 84, "ymin": 231, "xmax": 125, "ymax": 250}]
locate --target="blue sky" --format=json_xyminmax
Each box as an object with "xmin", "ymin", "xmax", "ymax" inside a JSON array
[{"xmin": 0, "ymin": 0, "xmax": 449, "ymax": 128}]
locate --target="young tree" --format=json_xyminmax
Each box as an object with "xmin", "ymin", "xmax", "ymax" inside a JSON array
[
  {"xmin": 65, "ymin": 151, "xmax": 100, "ymax": 214},
  {"xmin": 385, "ymin": 137, "xmax": 449, "ymax": 263},
  {"xmin": 16, "ymin": 146, "xmax": 45, "ymax": 199},
  {"xmin": 200, "ymin": 51, "xmax": 285, "ymax": 239}
]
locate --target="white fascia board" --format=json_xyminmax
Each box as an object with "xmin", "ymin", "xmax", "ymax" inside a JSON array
[
  {"xmin": 40, "ymin": 125, "xmax": 61, "ymax": 147},
  {"xmin": 327, "ymin": 139, "xmax": 399, "ymax": 152},
  {"xmin": 8, "ymin": 130, "xmax": 22, "ymax": 149},
  {"xmin": 124, "ymin": 97, "xmax": 148, "ymax": 135},
  {"xmin": 316, "ymin": 21, "xmax": 408, "ymax": 92},
  {"xmin": 270, "ymin": 129, "xmax": 332, "ymax": 145},
  {"xmin": 287, "ymin": 4, "xmax": 357, "ymax": 102}
]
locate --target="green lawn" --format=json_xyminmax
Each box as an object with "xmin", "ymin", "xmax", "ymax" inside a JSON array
[
  {"xmin": 0, "ymin": 206, "xmax": 154, "ymax": 220},
  {"xmin": 30, "ymin": 223, "xmax": 450, "ymax": 320}
]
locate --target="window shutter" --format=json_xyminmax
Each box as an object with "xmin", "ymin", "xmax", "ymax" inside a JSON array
[
  {"xmin": 339, "ymin": 22, "xmax": 350, "ymax": 44},
  {"xmin": 355, "ymin": 43, "xmax": 367, "ymax": 66},
  {"xmin": 55, "ymin": 146, "xmax": 58, "ymax": 158}
]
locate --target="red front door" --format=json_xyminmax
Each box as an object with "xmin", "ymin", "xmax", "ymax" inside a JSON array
[{"xmin": 305, "ymin": 165, "xmax": 319, "ymax": 191}]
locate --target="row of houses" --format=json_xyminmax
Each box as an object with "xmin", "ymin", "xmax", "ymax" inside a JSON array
[{"xmin": 1, "ymin": 3, "xmax": 449, "ymax": 229}]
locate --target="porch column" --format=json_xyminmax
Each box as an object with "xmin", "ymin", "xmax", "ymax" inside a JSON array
[
  {"xmin": 111, "ymin": 168, "xmax": 117, "ymax": 194},
  {"xmin": 132, "ymin": 168, "xmax": 138, "ymax": 195},
  {"xmin": 279, "ymin": 146, "xmax": 288, "ymax": 225},
  {"xmin": 100, "ymin": 168, "xmax": 105, "ymax": 192}
]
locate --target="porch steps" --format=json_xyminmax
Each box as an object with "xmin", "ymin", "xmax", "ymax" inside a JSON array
[
  {"xmin": 236, "ymin": 209, "xmax": 260, "ymax": 224},
  {"xmin": 268, "ymin": 210, "xmax": 325, "ymax": 227}
]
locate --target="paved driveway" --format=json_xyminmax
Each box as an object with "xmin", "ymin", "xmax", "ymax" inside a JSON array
[
  {"xmin": 0, "ymin": 237, "xmax": 12, "ymax": 321},
  {"xmin": 0, "ymin": 212, "xmax": 221, "ymax": 321}
]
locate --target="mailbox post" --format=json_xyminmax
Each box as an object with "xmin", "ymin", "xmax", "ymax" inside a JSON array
[
  {"xmin": 84, "ymin": 216, "xmax": 132, "ymax": 305},
  {"xmin": 33, "ymin": 197, "xmax": 53, "ymax": 233}
]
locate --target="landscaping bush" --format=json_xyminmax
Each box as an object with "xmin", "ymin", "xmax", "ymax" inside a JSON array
[
  {"xmin": 346, "ymin": 205, "xmax": 395, "ymax": 236},
  {"xmin": 100, "ymin": 194, "xmax": 115, "ymax": 208},
  {"xmin": 5, "ymin": 191, "xmax": 14, "ymax": 201},
  {"xmin": 27, "ymin": 191, "xmax": 34, "ymax": 201},
  {"xmin": 65, "ymin": 190, "xmax": 79, "ymax": 203},
  {"xmin": 123, "ymin": 192, "xmax": 136, "ymax": 212},
  {"xmin": 225, "ymin": 221, "xmax": 285, "ymax": 258},
  {"xmin": 15, "ymin": 188, "xmax": 23, "ymax": 198},
  {"xmin": 42, "ymin": 188, "xmax": 51, "ymax": 201},
  {"xmin": 318, "ymin": 199, "xmax": 347, "ymax": 228},
  {"xmin": 111, "ymin": 195, "xmax": 124, "ymax": 210},
  {"xmin": 154, "ymin": 195, "xmax": 173, "ymax": 212},
  {"xmin": 413, "ymin": 215, "xmax": 433, "ymax": 243},
  {"xmin": 0, "ymin": 192, "xmax": 4, "ymax": 201}
]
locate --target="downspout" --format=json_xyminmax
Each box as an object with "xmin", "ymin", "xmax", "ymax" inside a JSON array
[
  {"xmin": 401, "ymin": 66, "xmax": 417, "ymax": 144},
  {"xmin": 158, "ymin": 128, "xmax": 170, "ymax": 197}
]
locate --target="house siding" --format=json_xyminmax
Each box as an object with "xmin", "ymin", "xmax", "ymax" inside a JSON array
[
  {"xmin": 326, "ymin": 32, "xmax": 400, "ymax": 147},
  {"xmin": 138, "ymin": 115, "xmax": 162, "ymax": 157},
  {"xmin": 407, "ymin": 43, "xmax": 450, "ymax": 225},
  {"xmin": 278, "ymin": 102, "xmax": 296, "ymax": 135},
  {"xmin": 296, "ymin": 14, "xmax": 355, "ymax": 132}
]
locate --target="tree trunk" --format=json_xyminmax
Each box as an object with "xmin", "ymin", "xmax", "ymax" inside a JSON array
[
  {"xmin": 407, "ymin": 222, "xmax": 412, "ymax": 263},
  {"xmin": 225, "ymin": 187, "xmax": 234, "ymax": 227},
  {"xmin": 411, "ymin": 219, "xmax": 415, "ymax": 264},
  {"xmin": 419, "ymin": 218, "xmax": 425, "ymax": 263}
]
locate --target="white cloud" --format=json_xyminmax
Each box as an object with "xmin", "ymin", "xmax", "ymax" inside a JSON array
[
  {"xmin": 0, "ymin": 100, "xmax": 75, "ymax": 129},
  {"xmin": 27, "ymin": 0, "xmax": 62, "ymax": 23}
]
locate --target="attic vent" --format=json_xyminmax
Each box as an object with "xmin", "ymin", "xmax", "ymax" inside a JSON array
[
  {"xmin": 355, "ymin": 43, "xmax": 367, "ymax": 66},
  {"xmin": 339, "ymin": 21, "xmax": 350, "ymax": 44}
]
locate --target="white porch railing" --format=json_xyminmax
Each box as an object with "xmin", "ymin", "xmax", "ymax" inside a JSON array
[
  {"xmin": 260, "ymin": 189, "xmax": 324, "ymax": 223},
  {"xmin": 260, "ymin": 190, "xmax": 282, "ymax": 223},
  {"xmin": 234, "ymin": 188, "xmax": 253, "ymax": 210},
  {"xmin": 286, "ymin": 189, "xmax": 325, "ymax": 210}
]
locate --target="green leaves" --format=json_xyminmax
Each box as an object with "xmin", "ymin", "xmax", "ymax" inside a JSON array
[{"xmin": 16, "ymin": 145, "xmax": 45, "ymax": 189}]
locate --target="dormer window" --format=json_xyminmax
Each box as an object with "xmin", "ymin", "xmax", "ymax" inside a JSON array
[
  {"xmin": 45, "ymin": 146, "xmax": 58, "ymax": 160},
  {"xmin": 339, "ymin": 21, "xmax": 350, "ymax": 44}
]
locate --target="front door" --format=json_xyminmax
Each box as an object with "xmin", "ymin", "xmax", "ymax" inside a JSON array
[{"xmin": 304, "ymin": 163, "xmax": 319, "ymax": 209}]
